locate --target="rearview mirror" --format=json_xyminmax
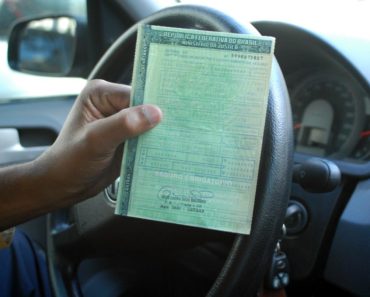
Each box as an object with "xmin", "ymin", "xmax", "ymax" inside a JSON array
[{"xmin": 8, "ymin": 16, "xmax": 87, "ymax": 77}]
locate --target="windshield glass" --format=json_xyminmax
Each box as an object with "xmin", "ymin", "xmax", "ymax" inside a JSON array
[
  {"xmin": 178, "ymin": 0, "xmax": 370, "ymax": 25},
  {"xmin": 0, "ymin": 0, "xmax": 86, "ymax": 102}
]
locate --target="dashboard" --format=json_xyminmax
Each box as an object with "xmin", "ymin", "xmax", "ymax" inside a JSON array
[
  {"xmin": 254, "ymin": 20, "xmax": 370, "ymax": 295},
  {"xmin": 256, "ymin": 22, "xmax": 370, "ymax": 164}
]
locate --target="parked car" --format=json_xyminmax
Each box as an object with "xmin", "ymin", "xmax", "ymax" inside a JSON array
[{"xmin": 1, "ymin": 0, "xmax": 369, "ymax": 296}]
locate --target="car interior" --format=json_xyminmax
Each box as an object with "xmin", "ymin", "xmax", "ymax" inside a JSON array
[{"xmin": 0, "ymin": 0, "xmax": 369, "ymax": 296}]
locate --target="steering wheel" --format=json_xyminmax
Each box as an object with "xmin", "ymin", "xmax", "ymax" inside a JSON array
[{"xmin": 47, "ymin": 5, "xmax": 293, "ymax": 297}]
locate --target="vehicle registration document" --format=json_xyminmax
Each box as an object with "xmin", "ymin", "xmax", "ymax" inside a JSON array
[{"xmin": 115, "ymin": 25, "xmax": 275, "ymax": 234}]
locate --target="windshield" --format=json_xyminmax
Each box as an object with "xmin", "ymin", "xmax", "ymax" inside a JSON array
[
  {"xmin": 177, "ymin": 0, "xmax": 370, "ymax": 25},
  {"xmin": 0, "ymin": 0, "xmax": 86, "ymax": 102}
]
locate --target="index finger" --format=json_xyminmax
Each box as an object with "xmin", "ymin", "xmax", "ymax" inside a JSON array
[{"xmin": 82, "ymin": 79, "xmax": 132, "ymax": 117}]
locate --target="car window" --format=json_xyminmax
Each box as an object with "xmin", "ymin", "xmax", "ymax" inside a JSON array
[
  {"xmin": 0, "ymin": 0, "xmax": 87, "ymax": 103},
  {"xmin": 0, "ymin": 0, "xmax": 86, "ymax": 38}
]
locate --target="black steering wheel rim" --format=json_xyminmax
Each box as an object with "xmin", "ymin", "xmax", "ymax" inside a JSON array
[
  {"xmin": 48, "ymin": 5, "xmax": 293, "ymax": 297},
  {"xmin": 90, "ymin": 4, "xmax": 293, "ymax": 297}
]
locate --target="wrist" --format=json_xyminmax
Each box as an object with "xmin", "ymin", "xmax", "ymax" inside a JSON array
[{"xmin": 33, "ymin": 148, "xmax": 90, "ymax": 207}]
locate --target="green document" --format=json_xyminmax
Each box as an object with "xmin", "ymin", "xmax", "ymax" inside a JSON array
[{"xmin": 115, "ymin": 25, "xmax": 275, "ymax": 234}]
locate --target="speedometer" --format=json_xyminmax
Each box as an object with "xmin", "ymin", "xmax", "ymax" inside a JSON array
[{"xmin": 291, "ymin": 77, "xmax": 365, "ymax": 158}]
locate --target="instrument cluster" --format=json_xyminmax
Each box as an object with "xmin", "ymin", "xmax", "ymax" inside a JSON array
[{"xmin": 289, "ymin": 71, "xmax": 370, "ymax": 162}]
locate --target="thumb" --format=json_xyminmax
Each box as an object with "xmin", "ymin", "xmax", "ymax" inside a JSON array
[{"xmin": 86, "ymin": 104, "xmax": 162, "ymax": 151}]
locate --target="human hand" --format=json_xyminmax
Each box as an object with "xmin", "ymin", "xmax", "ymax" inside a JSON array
[{"xmin": 36, "ymin": 79, "xmax": 162, "ymax": 204}]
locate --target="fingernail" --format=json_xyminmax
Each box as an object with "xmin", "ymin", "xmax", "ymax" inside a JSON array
[{"xmin": 141, "ymin": 105, "xmax": 162, "ymax": 126}]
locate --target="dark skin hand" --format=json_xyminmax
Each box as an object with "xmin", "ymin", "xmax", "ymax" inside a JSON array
[{"xmin": 0, "ymin": 80, "xmax": 162, "ymax": 231}]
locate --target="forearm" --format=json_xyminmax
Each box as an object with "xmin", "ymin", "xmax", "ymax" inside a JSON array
[
  {"xmin": 0, "ymin": 160, "xmax": 62, "ymax": 231},
  {"xmin": 0, "ymin": 81, "xmax": 162, "ymax": 231}
]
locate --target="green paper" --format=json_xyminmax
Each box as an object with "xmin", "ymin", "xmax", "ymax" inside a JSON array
[{"xmin": 115, "ymin": 25, "xmax": 275, "ymax": 234}]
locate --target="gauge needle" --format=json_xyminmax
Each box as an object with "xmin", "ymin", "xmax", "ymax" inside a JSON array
[
  {"xmin": 360, "ymin": 130, "xmax": 370, "ymax": 138},
  {"xmin": 294, "ymin": 123, "xmax": 302, "ymax": 130}
]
